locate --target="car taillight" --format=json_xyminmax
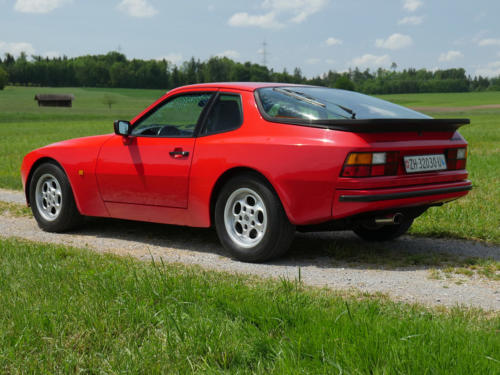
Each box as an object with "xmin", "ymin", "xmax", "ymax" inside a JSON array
[
  {"xmin": 341, "ymin": 151, "xmax": 399, "ymax": 177},
  {"xmin": 446, "ymin": 147, "xmax": 467, "ymax": 170}
]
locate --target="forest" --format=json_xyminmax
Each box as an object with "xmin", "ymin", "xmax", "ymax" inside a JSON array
[{"xmin": 1, "ymin": 51, "xmax": 499, "ymax": 94}]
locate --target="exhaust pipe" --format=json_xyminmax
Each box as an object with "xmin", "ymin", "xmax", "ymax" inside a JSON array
[{"xmin": 374, "ymin": 212, "xmax": 404, "ymax": 225}]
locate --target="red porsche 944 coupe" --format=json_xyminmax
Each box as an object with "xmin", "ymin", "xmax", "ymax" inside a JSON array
[{"xmin": 21, "ymin": 83, "xmax": 471, "ymax": 262}]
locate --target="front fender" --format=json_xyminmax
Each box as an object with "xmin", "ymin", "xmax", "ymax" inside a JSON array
[{"xmin": 21, "ymin": 134, "xmax": 113, "ymax": 217}]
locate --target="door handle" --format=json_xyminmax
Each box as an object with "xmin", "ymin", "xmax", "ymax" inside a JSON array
[{"xmin": 169, "ymin": 148, "xmax": 189, "ymax": 158}]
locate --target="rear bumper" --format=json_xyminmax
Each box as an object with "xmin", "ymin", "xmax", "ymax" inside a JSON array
[
  {"xmin": 332, "ymin": 180, "xmax": 472, "ymax": 219},
  {"xmin": 340, "ymin": 184, "xmax": 472, "ymax": 202}
]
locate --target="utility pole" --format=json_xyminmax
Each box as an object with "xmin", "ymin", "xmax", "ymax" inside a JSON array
[{"xmin": 260, "ymin": 41, "xmax": 268, "ymax": 66}]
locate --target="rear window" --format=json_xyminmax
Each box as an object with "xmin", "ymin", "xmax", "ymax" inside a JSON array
[{"xmin": 256, "ymin": 87, "xmax": 430, "ymax": 121}]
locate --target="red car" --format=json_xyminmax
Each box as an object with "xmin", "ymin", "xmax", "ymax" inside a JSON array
[{"xmin": 21, "ymin": 83, "xmax": 471, "ymax": 262}]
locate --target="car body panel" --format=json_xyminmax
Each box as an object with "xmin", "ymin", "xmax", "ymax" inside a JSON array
[
  {"xmin": 95, "ymin": 136, "xmax": 195, "ymax": 208},
  {"xmin": 21, "ymin": 82, "xmax": 471, "ymax": 229},
  {"xmin": 21, "ymin": 134, "xmax": 112, "ymax": 217},
  {"xmin": 333, "ymin": 180, "xmax": 471, "ymax": 218}
]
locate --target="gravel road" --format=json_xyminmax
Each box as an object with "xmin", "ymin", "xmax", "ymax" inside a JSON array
[{"xmin": 1, "ymin": 188, "xmax": 498, "ymax": 311}]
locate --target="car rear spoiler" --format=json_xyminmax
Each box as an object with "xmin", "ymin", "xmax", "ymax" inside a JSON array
[{"xmin": 268, "ymin": 118, "xmax": 470, "ymax": 133}]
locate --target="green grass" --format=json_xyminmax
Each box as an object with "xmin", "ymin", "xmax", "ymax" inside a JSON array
[
  {"xmin": 0, "ymin": 201, "xmax": 31, "ymax": 217},
  {"xmin": 0, "ymin": 85, "xmax": 164, "ymax": 120},
  {"xmin": 0, "ymin": 87, "xmax": 499, "ymax": 244},
  {"xmin": 377, "ymin": 92, "xmax": 500, "ymax": 243},
  {"xmin": 408, "ymin": 110, "xmax": 500, "ymax": 243},
  {"xmin": 378, "ymin": 91, "xmax": 500, "ymax": 107},
  {"xmin": 0, "ymin": 237, "xmax": 499, "ymax": 374},
  {"xmin": 0, "ymin": 86, "xmax": 163, "ymax": 190}
]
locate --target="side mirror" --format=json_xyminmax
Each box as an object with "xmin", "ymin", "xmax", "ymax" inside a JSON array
[{"xmin": 114, "ymin": 120, "xmax": 130, "ymax": 136}]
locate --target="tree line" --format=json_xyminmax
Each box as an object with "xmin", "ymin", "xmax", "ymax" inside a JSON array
[{"xmin": 1, "ymin": 51, "xmax": 499, "ymax": 93}]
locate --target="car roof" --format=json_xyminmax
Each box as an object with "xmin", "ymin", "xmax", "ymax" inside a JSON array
[{"xmin": 169, "ymin": 82, "xmax": 308, "ymax": 94}]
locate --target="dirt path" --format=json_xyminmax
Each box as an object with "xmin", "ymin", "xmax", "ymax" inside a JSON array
[
  {"xmin": 410, "ymin": 104, "xmax": 500, "ymax": 112},
  {"xmin": 1, "ymin": 188, "xmax": 499, "ymax": 311}
]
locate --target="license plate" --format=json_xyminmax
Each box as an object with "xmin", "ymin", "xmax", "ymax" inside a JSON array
[{"xmin": 404, "ymin": 154, "xmax": 447, "ymax": 173}]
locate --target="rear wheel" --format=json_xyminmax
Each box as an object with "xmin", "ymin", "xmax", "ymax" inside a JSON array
[
  {"xmin": 215, "ymin": 174, "xmax": 295, "ymax": 262},
  {"xmin": 29, "ymin": 162, "xmax": 83, "ymax": 232},
  {"xmin": 353, "ymin": 217, "xmax": 413, "ymax": 241}
]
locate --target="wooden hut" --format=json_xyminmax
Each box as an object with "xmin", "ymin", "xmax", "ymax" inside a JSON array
[{"xmin": 35, "ymin": 94, "xmax": 75, "ymax": 107}]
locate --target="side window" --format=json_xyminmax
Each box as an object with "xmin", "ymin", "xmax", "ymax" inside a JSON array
[
  {"xmin": 201, "ymin": 94, "xmax": 243, "ymax": 135},
  {"xmin": 131, "ymin": 93, "xmax": 213, "ymax": 137}
]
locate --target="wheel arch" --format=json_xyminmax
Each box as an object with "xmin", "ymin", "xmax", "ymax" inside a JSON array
[
  {"xmin": 25, "ymin": 157, "xmax": 72, "ymax": 207},
  {"xmin": 208, "ymin": 166, "xmax": 291, "ymax": 227}
]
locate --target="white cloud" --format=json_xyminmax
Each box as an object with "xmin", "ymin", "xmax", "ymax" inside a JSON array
[
  {"xmin": 157, "ymin": 53, "xmax": 183, "ymax": 65},
  {"xmin": 398, "ymin": 16, "xmax": 423, "ymax": 25},
  {"xmin": 263, "ymin": 0, "xmax": 328, "ymax": 23},
  {"xmin": 326, "ymin": 59, "xmax": 335, "ymax": 64},
  {"xmin": 216, "ymin": 50, "xmax": 240, "ymax": 59},
  {"xmin": 0, "ymin": 41, "xmax": 35, "ymax": 56},
  {"xmin": 375, "ymin": 33, "xmax": 413, "ymax": 50},
  {"xmin": 475, "ymin": 61, "xmax": 500, "ymax": 77},
  {"xmin": 14, "ymin": 0, "xmax": 69, "ymax": 13},
  {"xmin": 471, "ymin": 30, "xmax": 489, "ymax": 43},
  {"xmin": 117, "ymin": 0, "xmax": 157, "ymax": 18},
  {"xmin": 325, "ymin": 37, "xmax": 342, "ymax": 46},
  {"xmin": 306, "ymin": 58, "xmax": 321, "ymax": 64},
  {"xmin": 438, "ymin": 50, "xmax": 463, "ymax": 62},
  {"xmin": 478, "ymin": 38, "xmax": 500, "ymax": 47},
  {"xmin": 228, "ymin": 12, "xmax": 282, "ymax": 29},
  {"xmin": 228, "ymin": 0, "xmax": 327, "ymax": 29},
  {"xmin": 351, "ymin": 54, "xmax": 391, "ymax": 69},
  {"xmin": 402, "ymin": 0, "xmax": 422, "ymax": 12}
]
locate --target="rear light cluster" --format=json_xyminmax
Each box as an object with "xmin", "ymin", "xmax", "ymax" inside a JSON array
[
  {"xmin": 341, "ymin": 152, "xmax": 399, "ymax": 177},
  {"xmin": 447, "ymin": 147, "xmax": 467, "ymax": 170}
]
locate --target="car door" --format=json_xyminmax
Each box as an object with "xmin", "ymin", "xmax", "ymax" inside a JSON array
[{"xmin": 96, "ymin": 91, "xmax": 215, "ymax": 208}]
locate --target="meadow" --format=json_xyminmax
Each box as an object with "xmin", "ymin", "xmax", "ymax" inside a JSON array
[
  {"xmin": 0, "ymin": 237, "xmax": 498, "ymax": 373},
  {"xmin": 0, "ymin": 86, "xmax": 498, "ymax": 243}
]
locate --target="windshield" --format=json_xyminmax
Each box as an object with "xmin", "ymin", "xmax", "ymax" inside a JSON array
[{"xmin": 256, "ymin": 86, "xmax": 430, "ymax": 121}]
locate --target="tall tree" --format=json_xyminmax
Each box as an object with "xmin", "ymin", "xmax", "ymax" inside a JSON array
[{"xmin": 0, "ymin": 66, "xmax": 8, "ymax": 90}]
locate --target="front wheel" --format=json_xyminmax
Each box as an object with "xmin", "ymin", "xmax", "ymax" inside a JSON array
[
  {"xmin": 215, "ymin": 174, "xmax": 295, "ymax": 262},
  {"xmin": 29, "ymin": 162, "xmax": 83, "ymax": 232},
  {"xmin": 352, "ymin": 217, "xmax": 414, "ymax": 241}
]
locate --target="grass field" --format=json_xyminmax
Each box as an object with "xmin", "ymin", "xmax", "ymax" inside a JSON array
[
  {"xmin": 0, "ymin": 86, "xmax": 498, "ymax": 243},
  {"xmin": 407, "ymin": 110, "xmax": 499, "ymax": 243},
  {"xmin": 0, "ymin": 237, "xmax": 498, "ymax": 373},
  {"xmin": 379, "ymin": 91, "xmax": 500, "ymax": 107}
]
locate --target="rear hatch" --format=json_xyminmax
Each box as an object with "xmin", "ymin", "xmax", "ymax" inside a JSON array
[{"xmin": 255, "ymin": 86, "xmax": 469, "ymax": 183}]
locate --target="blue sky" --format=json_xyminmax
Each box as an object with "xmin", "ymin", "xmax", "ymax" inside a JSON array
[{"xmin": 1, "ymin": 0, "xmax": 500, "ymax": 77}]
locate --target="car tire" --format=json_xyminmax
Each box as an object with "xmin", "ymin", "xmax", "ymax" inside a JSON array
[
  {"xmin": 215, "ymin": 173, "xmax": 295, "ymax": 262},
  {"xmin": 352, "ymin": 217, "xmax": 414, "ymax": 242},
  {"xmin": 29, "ymin": 162, "xmax": 83, "ymax": 232}
]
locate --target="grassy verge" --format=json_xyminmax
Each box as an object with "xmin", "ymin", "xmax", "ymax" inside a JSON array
[
  {"xmin": 0, "ymin": 201, "xmax": 31, "ymax": 217},
  {"xmin": 0, "ymin": 237, "xmax": 499, "ymax": 373}
]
